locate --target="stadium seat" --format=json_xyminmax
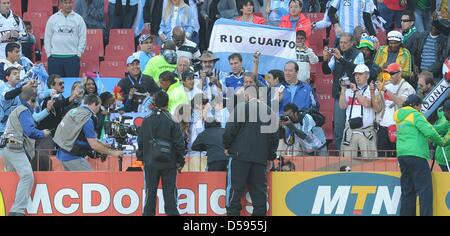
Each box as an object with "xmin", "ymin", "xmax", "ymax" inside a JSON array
[
  {"xmin": 11, "ymin": 0, "xmax": 22, "ymax": 16},
  {"xmin": 314, "ymin": 74, "xmax": 333, "ymax": 94},
  {"xmin": 100, "ymin": 60, "xmax": 126, "ymax": 78},
  {"xmin": 86, "ymin": 29, "xmax": 104, "ymax": 57},
  {"xmin": 23, "ymin": 11, "xmax": 50, "ymax": 35},
  {"xmin": 317, "ymin": 93, "xmax": 334, "ymax": 112},
  {"xmin": 321, "ymin": 111, "xmax": 334, "ymax": 140},
  {"xmin": 28, "ymin": 0, "xmax": 53, "ymax": 15},
  {"xmin": 80, "ymin": 56, "xmax": 100, "ymax": 76},
  {"xmin": 109, "ymin": 29, "xmax": 135, "ymax": 46},
  {"xmin": 104, "ymin": 44, "xmax": 134, "ymax": 61}
]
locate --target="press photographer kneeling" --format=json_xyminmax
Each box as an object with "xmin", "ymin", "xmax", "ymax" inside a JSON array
[{"xmin": 53, "ymin": 94, "xmax": 123, "ymax": 171}]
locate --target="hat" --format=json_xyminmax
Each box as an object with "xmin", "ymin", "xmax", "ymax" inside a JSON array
[
  {"xmin": 126, "ymin": 55, "xmax": 140, "ymax": 65},
  {"xmin": 356, "ymin": 33, "xmax": 375, "ymax": 51},
  {"xmin": 353, "ymin": 64, "xmax": 370, "ymax": 74},
  {"xmin": 181, "ymin": 71, "xmax": 195, "ymax": 81},
  {"xmin": 198, "ymin": 51, "xmax": 219, "ymax": 61},
  {"xmin": 432, "ymin": 19, "xmax": 450, "ymax": 36},
  {"xmin": 404, "ymin": 94, "xmax": 424, "ymax": 107},
  {"xmin": 385, "ymin": 63, "xmax": 402, "ymax": 73},
  {"xmin": 387, "ymin": 30, "xmax": 403, "ymax": 42},
  {"xmin": 139, "ymin": 34, "xmax": 153, "ymax": 44}
]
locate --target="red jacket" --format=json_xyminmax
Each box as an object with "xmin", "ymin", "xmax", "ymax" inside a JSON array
[
  {"xmin": 384, "ymin": 0, "xmax": 405, "ymax": 11},
  {"xmin": 234, "ymin": 14, "xmax": 266, "ymax": 25},
  {"xmin": 279, "ymin": 14, "xmax": 312, "ymax": 45}
]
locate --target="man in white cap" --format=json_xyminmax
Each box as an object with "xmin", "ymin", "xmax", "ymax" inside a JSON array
[
  {"xmin": 374, "ymin": 30, "xmax": 412, "ymax": 82},
  {"xmin": 339, "ymin": 64, "xmax": 377, "ymax": 159}
]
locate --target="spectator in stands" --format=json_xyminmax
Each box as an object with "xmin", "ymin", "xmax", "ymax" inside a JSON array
[
  {"xmin": 281, "ymin": 103, "xmax": 327, "ymax": 156},
  {"xmin": 417, "ymin": 71, "xmax": 435, "ymax": 98},
  {"xmin": 53, "ymin": 94, "xmax": 123, "ymax": 171},
  {"xmin": 173, "ymin": 26, "xmax": 201, "ymax": 60},
  {"xmin": 401, "ymin": 10, "xmax": 417, "ymax": 52},
  {"xmin": 159, "ymin": 0, "xmax": 194, "ymax": 42},
  {"xmin": 175, "ymin": 56, "xmax": 191, "ymax": 79},
  {"xmin": 143, "ymin": 40, "xmax": 178, "ymax": 85},
  {"xmin": 0, "ymin": 43, "xmax": 24, "ymax": 80},
  {"xmin": 123, "ymin": 84, "xmax": 147, "ymax": 112},
  {"xmin": 374, "ymin": 31, "xmax": 412, "ymax": 83},
  {"xmin": 182, "ymin": 70, "xmax": 202, "ymax": 101},
  {"xmin": 1, "ymin": 88, "xmax": 51, "ymax": 216},
  {"xmin": 119, "ymin": 55, "xmax": 160, "ymax": 103},
  {"xmin": 327, "ymin": 0, "xmax": 376, "ymax": 42},
  {"xmin": 159, "ymin": 71, "xmax": 189, "ymax": 114},
  {"xmin": 21, "ymin": 21, "xmax": 35, "ymax": 61},
  {"xmin": 412, "ymin": 19, "xmax": 450, "ymax": 80},
  {"xmin": 36, "ymin": 74, "xmax": 83, "ymax": 171},
  {"xmin": 67, "ymin": 81, "xmax": 84, "ymax": 110},
  {"xmin": 322, "ymin": 33, "xmax": 364, "ymax": 151},
  {"xmin": 413, "ymin": 0, "xmax": 432, "ymax": 33},
  {"xmin": 295, "ymin": 30, "xmax": 318, "ymax": 84},
  {"xmin": 279, "ymin": 0, "xmax": 312, "ymax": 46},
  {"xmin": 192, "ymin": 120, "xmax": 228, "ymax": 171},
  {"xmin": 339, "ymin": 64, "xmax": 377, "ymax": 159},
  {"xmin": 266, "ymin": 69, "xmax": 284, "ymax": 105},
  {"xmin": 0, "ymin": 67, "xmax": 34, "ymax": 135},
  {"xmin": 378, "ymin": 0, "xmax": 406, "ymax": 32},
  {"xmin": 75, "ymin": 0, "xmax": 106, "ymax": 33},
  {"xmin": 356, "ymin": 33, "xmax": 381, "ymax": 84},
  {"xmin": 133, "ymin": 34, "xmax": 155, "ymax": 72},
  {"xmin": 235, "ymin": 0, "xmax": 265, "ymax": 24},
  {"xmin": 436, "ymin": 0, "xmax": 450, "ymax": 19},
  {"xmin": 144, "ymin": 0, "xmax": 164, "ymax": 41},
  {"xmin": 0, "ymin": 0, "xmax": 28, "ymax": 59},
  {"xmin": 108, "ymin": 0, "xmax": 138, "ymax": 29},
  {"xmin": 83, "ymin": 76, "xmax": 98, "ymax": 96},
  {"xmin": 371, "ymin": 63, "xmax": 415, "ymax": 157},
  {"xmin": 97, "ymin": 91, "xmax": 115, "ymax": 137},
  {"xmin": 433, "ymin": 100, "xmax": 450, "ymax": 172},
  {"xmin": 224, "ymin": 53, "xmax": 247, "ymax": 91},
  {"xmin": 201, "ymin": 0, "xmax": 228, "ymax": 51},
  {"xmin": 395, "ymin": 94, "xmax": 447, "ymax": 216},
  {"xmin": 279, "ymin": 61, "xmax": 317, "ymax": 113},
  {"xmin": 196, "ymin": 51, "xmax": 225, "ymax": 101},
  {"xmin": 45, "ymin": 0, "xmax": 87, "ymax": 78},
  {"xmin": 265, "ymin": 0, "xmax": 289, "ymax": 24}
]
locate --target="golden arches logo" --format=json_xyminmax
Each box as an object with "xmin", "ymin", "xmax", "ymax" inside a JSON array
[{"xmin": 0, "ymin": 189, "xmax": 5, "ymax": 216}]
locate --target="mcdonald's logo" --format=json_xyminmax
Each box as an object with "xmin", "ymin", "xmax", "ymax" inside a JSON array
[{"xmin": 0, "ymin": 189, "xmax": 5, "ymax": 216}]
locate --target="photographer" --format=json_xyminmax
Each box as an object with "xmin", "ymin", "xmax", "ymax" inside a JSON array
[
  {"xmin": 281, "ymin": 103, "xmax": 327, "ymax": 156},
  {"xmin": 137, "ymin": 91, "xmax": 185, "ymax": 216},
  {"xmin": 322, "ymin": 32, "xmax": 364, "ymax": 151},
  {"xmin": 53, "ymin": 94, "xmax": 123, "ymax": 171},
  {"xmin": 196, "ymin": 51, "xmax": 225, "ymax": 101},
  {"xmin": 35, "ymin": 74, "xmax": 83, "ymax": 171}
]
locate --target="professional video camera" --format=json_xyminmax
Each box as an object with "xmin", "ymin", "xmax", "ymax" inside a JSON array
[{"xmin": 104, "ymin": 115, "xmax": 138, "ymax": 144}]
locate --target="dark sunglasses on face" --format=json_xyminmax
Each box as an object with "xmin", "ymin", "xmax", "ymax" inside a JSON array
[
  {"xmin": 388, "ymin": 71, "xmax": 400, "ymax": 75},
  {"xmin": 56, "ymin": 82, "xmax": 64, "ymax": 86}
]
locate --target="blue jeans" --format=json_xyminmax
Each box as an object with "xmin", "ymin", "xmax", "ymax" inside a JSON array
[
  {"xmin": 414, "ymin": 9, "xmax": 431, "ymax": 33},
  {"xmin": 378, "ymin": 3, "xmax": 402, "ymax": 32},
  {"xmin": 108, "ymin": 3, "xmax": 138, "ymax": 29},
  {"xmin": 333, "ymin": 99, "xmax": 346, "ymax": 151}
]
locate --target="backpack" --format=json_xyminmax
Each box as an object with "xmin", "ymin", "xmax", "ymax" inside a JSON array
[{"xmin": 299, "ymin": 108, "xmax": 325, "ymax": 127}]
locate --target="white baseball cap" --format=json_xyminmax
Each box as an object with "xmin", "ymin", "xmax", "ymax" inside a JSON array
[
  {"xmin": 353, "ymin": 64, "xmax": 370, "ymax": 74},
  {"xmin": 387, "ymin": 30, "xmax": 403, "ymax": 42}
]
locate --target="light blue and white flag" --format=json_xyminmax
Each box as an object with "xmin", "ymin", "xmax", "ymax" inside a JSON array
[
  {"xmin": 133, "ymin": 0, "xmax": 146, "ymax": 36},
  {"xmin": 209, "ymin": 18, "xmax": 296, "ymax": 75}
]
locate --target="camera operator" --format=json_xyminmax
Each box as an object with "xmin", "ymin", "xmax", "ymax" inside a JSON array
[
  {"xmin": 137, "ymin": 91, "xmax": 185, "ymax": 216},
  {"xmin": 35, "ymin": 74, "xmax": 83, "ymax": 171},
  {"xmin": 53, "ymin": 94, "xmax": 123, "ymax": 171},
  {"xmin": 322, "ymin": 33, "xmax": 364, "ymax": 151},
  {"xmin": 280, "ymin": 103, "xmax": 327, "ymax": 156},
  {"xmin": 196, "ymin": 51, "xmax": 225, "ymax": 100}
]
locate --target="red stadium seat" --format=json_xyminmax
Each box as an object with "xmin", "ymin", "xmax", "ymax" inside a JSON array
[
  {"xmin": 86, "ymin": 29, "xmax": 104, "ymax": 57},
  {"xmin": 104, "ymin": 44, "xmax": 134, "ymax": 61},
  {"xmin": 109, "ymin": 29, "xmax": 135, "ymax": 46},
  {"xmin": 28, "ymin": 0, "xmax": 53, "ymax": 15},
  {"xmin": 11, "ymin": 0, "xmax": 22, "ymax": 16},
  {"xmin": 321, "ymin": 111, "xmax": 334, "ymax": 140},
  {"xmin": 315, "ymin": 74, "xmax": 333, "ymax": 94},
  {"xmin": 317, "ymin": 93, "xmax": 334, "ymax": 112},
  {"xmin": 100, "ymin": 60, "xmax": 126, "ymax": 78},
  {"xmin": 23, "ymin": 11, "xmax": 50, "ymax": 34},
  {"xmin": 80, "ymin": 56, "xmax": 100, "ymax": 76}
]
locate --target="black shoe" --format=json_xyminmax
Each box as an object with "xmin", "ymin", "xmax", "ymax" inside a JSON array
[{"xmin": 8, "ymin": 212, "xmax": 25, "ymax": 216}]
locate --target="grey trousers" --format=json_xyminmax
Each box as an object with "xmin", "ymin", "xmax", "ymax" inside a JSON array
[
  {"xmin": 61, "ymin": 158, "xmax": 93, "ymax": 171},
  {"xmin": 3, "ymin": 148, "xmax": 34, "ymax": 214}
]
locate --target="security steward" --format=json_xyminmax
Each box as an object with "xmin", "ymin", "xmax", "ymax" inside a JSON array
[
  {"xmin": 53, "ymin": 94, "xmax": 123, "ymax": 171},
  {"xmin": 223, "ymin": 84, "xmax": 279, "ymax": 216},
  {"xmin": 137, "ymin": 91, "xmax": 185, "ymax": 216},
  {"xmin": 394, "ymin": 94, "xmax": 448, "ymax": 216},
  {"xmin": 1, "ymin": 88, "xmax": 51, "ymax": 216}
]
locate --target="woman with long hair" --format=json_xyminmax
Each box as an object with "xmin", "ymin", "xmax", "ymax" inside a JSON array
[{"xmin": 159, "ymin": 0, "xmax": 194, "ymax": 42}]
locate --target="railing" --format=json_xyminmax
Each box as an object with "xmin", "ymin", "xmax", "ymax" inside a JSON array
[{"xmin": 0, "ymin": 149, "xmax": 445, "ymax": 172}]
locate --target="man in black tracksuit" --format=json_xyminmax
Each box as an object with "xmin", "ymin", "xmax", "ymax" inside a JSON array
[
  {"xmin": 223, "ymin": 85, "xmax": 279, "ymax": 216},
  {"xmin": 192, "ymin": 120, "xmax": 228, "ymax": 171},
  {"xmin": 137, "ymin": 91, "xmax": 185, "ymax": 216}
]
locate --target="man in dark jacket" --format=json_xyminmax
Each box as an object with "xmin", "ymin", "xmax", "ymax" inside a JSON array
[
  {"xmin": 192, "ymin": 120, "xmax": 228, "ymax": 171},
  {"xmin": 137, "ymin": 91, "xmax": 185, "ymax": 216},
  {"xmin": 223, "ymin": 85, "xmax": 279, "ymax": 216}
]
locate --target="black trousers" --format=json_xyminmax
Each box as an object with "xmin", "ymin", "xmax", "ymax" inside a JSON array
[
  {"xmin": 143, "ymin": 166, "xmax": 179, "ymax": 216},
  {"xmin": 108, "ymin": 3, "xmax": 138, "ymax": 29},
  {"xmin": 48, "ymin": 56, "xmax": 80, "ymax": 78},
  {"xmin": 226, "ymin": 158, "xmax": 267, "ymax": 216},
  {"xmin": 377, "ymin": 125, "xmax": 396, "ymax": 157},
  {"xmin": 398, "ymin": 156, "xmax": 433, "ymax": 216},
  {"xmin": 207, "ymin": 160, "xmax": 228, "ymax": 171}
]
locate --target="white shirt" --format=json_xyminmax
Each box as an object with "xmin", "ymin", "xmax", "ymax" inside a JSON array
[
  {"xmin": 344, "ymin": 86, "xmax": 375, "ymax": 128},
  {"xmin": 378, "ymin": 80, "xmax": 415, "ymax": 127},
  {"xmin": 171, "ymin": 7, "xmax": 180, "ymax": 32}
]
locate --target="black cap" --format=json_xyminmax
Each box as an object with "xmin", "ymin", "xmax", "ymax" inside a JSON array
[
  {"xmin": 404, "ymin": 94, "xmax": 423, "ymax": 107},
  {"xmin": 181, "ymin": 71, "xmax": 195, "ymax": 81}
]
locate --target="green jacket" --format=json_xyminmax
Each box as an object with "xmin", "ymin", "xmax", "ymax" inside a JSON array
[
  {"xmin": 433, "ymin": 108, "xmax": 450, "ymax": 166},
  {"xmin": 142, "ymin": 55, "xmax": 177, "ymax": 85},
  {"xmin": 167, "ymin": 80, "xmax": 189, "ymax": 115},
  {"xmin": 394, "ymin": 106, "xmax": 447, "ymax": 160}
]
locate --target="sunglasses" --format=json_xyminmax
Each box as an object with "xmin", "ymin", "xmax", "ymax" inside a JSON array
[
  {"xmin": 56, "ymin": 81, "xmax": 64, "ymax": 86},
  {"xmin": 388, "ymin": 71, "xmax": 400, "ymax": 76}
]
